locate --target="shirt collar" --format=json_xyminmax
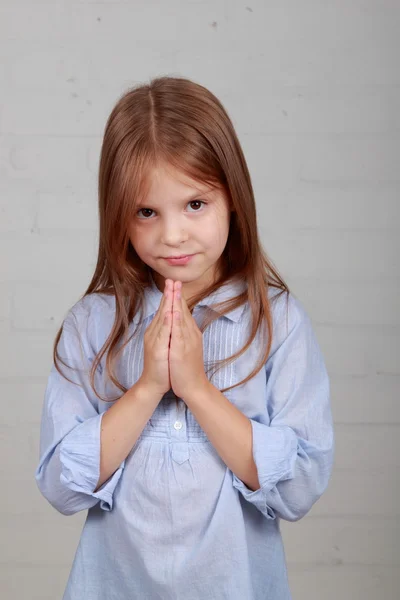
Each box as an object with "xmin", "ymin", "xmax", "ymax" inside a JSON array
[{"xmin": 142, "ymin": 272, "xmax": 247, "ymax": 323}]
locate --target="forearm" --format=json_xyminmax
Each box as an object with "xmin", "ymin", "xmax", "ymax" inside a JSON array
[
  {"xmin": 185, "ymin": 381, "xmax": 260, "ymax": 491},
  {"xmin": 95, "ymin": 378, "xmax": 163, "ymax": 491}
]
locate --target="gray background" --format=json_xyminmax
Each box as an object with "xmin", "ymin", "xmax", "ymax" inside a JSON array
[{"xmin": 1, "ymin": 1, "xmax": 399, "ymax": 598}]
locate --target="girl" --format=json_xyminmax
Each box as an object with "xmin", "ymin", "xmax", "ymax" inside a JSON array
[{"xmin": 35, "ymin": 76, "xmax": 335, "ymax": 600}]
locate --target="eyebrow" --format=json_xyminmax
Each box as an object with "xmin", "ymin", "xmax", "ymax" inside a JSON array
[{"xmin": 137, "ymin": 188, "xmax": 213, "ymax": 208}]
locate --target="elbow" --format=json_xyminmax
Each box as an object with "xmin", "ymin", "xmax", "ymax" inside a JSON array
[
  {"xmin": 35, "ymin": 473, "xmax": 80, "ymax": 516},
  {"xmin": 280, "ymin": 448, "xmax": 334, "ymax": 522},
  {"xmin": 35, "ymin": 465, "xmax": 98, "ymax": 517},
  {"xmin": 36, "ymin": 479, "xmax": 98, "ymax": 516},
  {"xmin": 272, "ymin": 495, "xmax": 317, "ymax": 522},
  {"xmin": 275, "ymin": 477, "xmax": 332, "ymax": 522},
  {"xmin": 296, "ymin": 486, "xmax": 328, "ymax": 521},
  {"xmin": 35, "ymin": 477, "xmax": 73, "ymax": 516},
  {"xmin": 279, "ymin": 502, "xmax": 314, "ymax": 522},
  {"xmin": 47, "ymin": 496, "xmax": 79, "ymax": 517}
]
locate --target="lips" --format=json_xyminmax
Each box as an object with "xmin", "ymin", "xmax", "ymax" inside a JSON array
[
  {"xmin": 163, "ymin": 254, "xmax": 196, "ymax": 266},
  {"xmin": 165, "ymin": 254, "xmax": 192, "ymax": 259}
]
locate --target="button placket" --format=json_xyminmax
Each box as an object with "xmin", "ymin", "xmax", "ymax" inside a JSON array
[{"xmin": 170, "ymin": 399, "xmax": 189, "ymax": 464}]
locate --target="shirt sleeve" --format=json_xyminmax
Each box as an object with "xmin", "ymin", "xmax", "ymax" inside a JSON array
[
  {"xmin": 232, "ymin": 294, "xmax": 335, "ymax": 522},
  {"xmin": 35, "ymin": 302, "xmax": 125, "ymax": 516}
]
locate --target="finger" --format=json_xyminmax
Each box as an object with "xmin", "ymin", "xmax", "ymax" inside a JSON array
[
  {"xmin": 163, "ymin": 279, "xmax": 173, "ymax": 331},
  {"xmin": 150, "ymin": 284, "xmax": 166, "ymax": 330},
  {"xmin": 179, "ymin": 288, "xmax": 191, "ymax": 320},
  {"xmin": 159, "ymin": 278, "xmax": 173, "ymax": 321},
  {"xmin": 156, "ymin": 280, "xmax": 173, "ymax": 341},
  {"xmin": 150, "ymin": 278, "xmax": 171, "ymax": 331},
  {"xmin": 171, "ymin": 306, "xmax": 184, "ymax": 341},
  {"xmin": 172, "ymin": 282, "xmax": 182, "ymax": 323},
  {"xmin": 174, "ymin": 282, "xmax": 191, "ymax": 330},
  {"xmin": 172, "ymin": 286, "xmax": 187, "ymax": 341},
  {"xmin": 178, "ymin": 289, "xmax": 201, "ymax": 344},
  {"xmin": 160, "ymin": 305, "xmax": 172, "ymax": 339}
]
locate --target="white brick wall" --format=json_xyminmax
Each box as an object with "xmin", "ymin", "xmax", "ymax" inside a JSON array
[{"xmin": 1, "ymin": 1, "xmax": 399, "ymax": 598}]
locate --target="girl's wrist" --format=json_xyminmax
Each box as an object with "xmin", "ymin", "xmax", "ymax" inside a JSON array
[{"xmin": 135, "ymin": 376, "xmax": 166, "ymax": 402}]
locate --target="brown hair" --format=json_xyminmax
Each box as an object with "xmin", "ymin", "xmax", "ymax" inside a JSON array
[{"xmin": 53, "ymin": 75, "xmax": 290, "ymax": 408}]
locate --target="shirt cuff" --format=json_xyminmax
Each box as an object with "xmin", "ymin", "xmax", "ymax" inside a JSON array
[
  {"xmin": 59, "ymin": 411, "xmax": 124, "ymax": 511},
  {"xmin": 232, "ymin": 418, "xmax": 298, "ymax": 519}
]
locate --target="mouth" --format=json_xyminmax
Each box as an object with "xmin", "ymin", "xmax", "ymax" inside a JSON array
[
  {"xmin": 164, "ymin": 254, "xmax": 192, "ymax": 259},
  {"xmin": 163, "ymin": 254, "xmax": 196, "ymax": 266}
]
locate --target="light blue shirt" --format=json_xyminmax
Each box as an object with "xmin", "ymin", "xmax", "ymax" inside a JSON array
[{"xmin": 35, "ymin": 274, "xmax": 335, "ymax": 600}]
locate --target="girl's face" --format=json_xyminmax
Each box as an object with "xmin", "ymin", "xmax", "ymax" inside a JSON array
[{"xmin": 128, "ymin": 163, "xmax": 232, "ymax": 299}]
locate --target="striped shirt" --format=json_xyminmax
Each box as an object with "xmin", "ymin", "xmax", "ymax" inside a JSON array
[{"xmin": 35, "ymin": 273, "xmax": 335, "ymax": 599}]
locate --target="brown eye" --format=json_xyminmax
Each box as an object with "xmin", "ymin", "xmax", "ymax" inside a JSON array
[
  {"xmin": 187, "ymin": 200, "xmax": 206, "ymax": 212},
  {"xmin": 136, "ymin": 200, "xmax": 207, "ymax": 219},
  {"xmin": 137, "ymin": 208, "xmax": 154, "ymax": 218}
]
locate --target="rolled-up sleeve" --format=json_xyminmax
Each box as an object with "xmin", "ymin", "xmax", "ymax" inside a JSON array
[
  {"xmin": 35, "ymin": 304, "xmax": 125, "ymax": 516},
  {"xmin": 232, "ymin": 295, "xmax": 335, "ymax": 522}
]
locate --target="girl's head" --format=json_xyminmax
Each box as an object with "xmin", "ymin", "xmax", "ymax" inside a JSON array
[
  {"xmin": 96, "ymin": 75, "xmax": 263, "ymax": 300},
  {"xmin": 128, "ymin": 161, "xmax": 232, "ymax": 301},
  {"xmin": 55, "ymin": 75, "xmax": 289, "ymax": 401}
]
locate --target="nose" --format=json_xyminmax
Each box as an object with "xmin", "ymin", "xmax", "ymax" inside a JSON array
[{"xmin": 160, "ymin": 216, "xmax": 189, "ymax": 246}]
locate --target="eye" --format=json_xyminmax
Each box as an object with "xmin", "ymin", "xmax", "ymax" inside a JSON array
[
  {"xmin": 137, "ymin": 208, "xmax": 155, "ymax": 219},
  {"xmin": 187, "ymin": 200, "xmax": 207, "ymax": 212},
  {"xmin": 136, "ymin": 200, "xmax": 207, "ymax": 219}
]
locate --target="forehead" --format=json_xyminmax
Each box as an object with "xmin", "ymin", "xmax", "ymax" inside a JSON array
[{"xmin": 142, "ymin": 164, "xmax": 220, "ymax": 203}]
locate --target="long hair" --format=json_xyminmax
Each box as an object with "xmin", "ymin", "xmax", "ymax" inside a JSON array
[{"xmin": 53, "ymin": 75, "xmax": 290, "ymax": 408}]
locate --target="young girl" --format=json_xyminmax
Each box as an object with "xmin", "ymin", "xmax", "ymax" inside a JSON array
[{"xmin": 35, "ymin": 76, "xmax": 335, "ymax": 600}]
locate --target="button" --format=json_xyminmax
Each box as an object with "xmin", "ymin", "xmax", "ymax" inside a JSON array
[{"xmin": 173, "ymin": 420, "xmax": 183, "ymax": 430}]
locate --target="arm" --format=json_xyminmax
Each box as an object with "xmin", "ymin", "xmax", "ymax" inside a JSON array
[
  {"xmin": 184, "ymin": 382, "xmax": 260, "ymax": 491},
  {"xmin": 95, "ymin": 377, "xmax": 163, "ymax": 491},
  {"xmin": 232, "ymin": 296, "xmax": 335, "ymax": 521},
  {"xmin": 186, "ymin": 294, "xmax": 335, "ymax": 522},
  {"xmin": 35, "ymin": 303, "xmax": 162, "ymax": 516}
]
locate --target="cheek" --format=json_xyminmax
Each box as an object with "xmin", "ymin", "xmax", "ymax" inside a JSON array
[
  {"xmin": 208, "ymin": 213, "xmax": 230, "ymax": 245},
  {"xmin": 129, "ymin": 226, "xmax": 149, "ymax": 249}
]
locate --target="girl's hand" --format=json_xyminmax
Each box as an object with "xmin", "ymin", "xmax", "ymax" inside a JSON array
[
  {"xmin": 169, "ymin": 280, "xmax": 209, "ymax": 400},
  {"xmin": 140, "ymin": 278, "xmax": 174, "ymax": 397}
]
